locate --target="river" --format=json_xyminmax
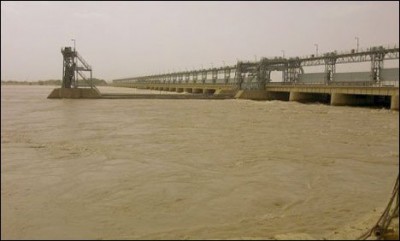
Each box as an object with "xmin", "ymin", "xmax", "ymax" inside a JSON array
[{"xmin": 1, "ymin": 85, "xmax": 398, "ymax": 239}]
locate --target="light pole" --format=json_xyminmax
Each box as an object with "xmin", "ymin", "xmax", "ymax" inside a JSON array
[
  {"xmin": 71, "ymin": 39, "xmax": 76, "ymax": 51},
  {"xmin": 314, "ymin": 43, "xmax": 318, "ymax": 56},
  {"xmin": 355, "ymin": 37, "xmax": 359, "ymax": 52},
  {"xmin": 281, "ymin": 50, "xmax": 285, "ymax": 58}
]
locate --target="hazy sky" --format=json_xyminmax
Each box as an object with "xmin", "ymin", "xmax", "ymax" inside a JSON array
[{"xmin": 1, "ymin": 1, "xmax": 399, "ymax": 82}]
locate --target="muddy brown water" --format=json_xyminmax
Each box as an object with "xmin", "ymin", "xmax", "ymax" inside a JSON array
[{"xmin": 1, "ymin": 85, "xmax": 398, "ymax": 239}]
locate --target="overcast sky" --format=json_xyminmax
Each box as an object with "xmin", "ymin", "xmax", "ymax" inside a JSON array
[{"xmin": 1, "ymin": 1, "xmax": 399, "ymax": 82}]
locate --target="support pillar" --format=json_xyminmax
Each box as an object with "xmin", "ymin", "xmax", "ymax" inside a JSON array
[
  {"xmin": 193, "ymin": 72, "xmax": 198, "ymax": 84},
  {"xmin": 185, "ymin": 73, "xmax": 190, "ymax": 83},
  {"xmin": 391, "ymin": 95, "xmax": 399, "ymax": 110},
  {"xmin": 256, "ymin": 59, "xmax": 268, "ymax": 90},
  {"xmin": 201, "ymin": 71, "xmax": 207, "ymax": 84},
  {"xmin": 287, "ymin": 59, "xmax": 303, "ymax": 84},
  {"xmin": 224, "ymin": 68, "xmax": 231, "ymax": 84},
  {"xmin": 212, "ymin": 69, "xmax": 218, "ymax": 84},
  {"xmin": 370, "ymin": 47, "xmax": 385, "ymax": 85},
  {"xmin": 235, "ymin": 61, "xmax": 244, "ymax": 89},
  {"xmin": 324, "ymin": 54, "xmax": 337, "ymax": 84},
  {"xmin": 178, "ymin": 74, "xmax": 183, "ymax": 84}
]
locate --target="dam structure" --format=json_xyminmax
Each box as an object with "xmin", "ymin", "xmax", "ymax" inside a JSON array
[{"xmin": 113, "ymin": 45, "xmax": 399, "ymax": 110}]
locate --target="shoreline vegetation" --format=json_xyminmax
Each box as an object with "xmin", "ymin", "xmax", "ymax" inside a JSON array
[{"xmin": 1, "ymin": 78, "xmax": 108, "ymax": 86}]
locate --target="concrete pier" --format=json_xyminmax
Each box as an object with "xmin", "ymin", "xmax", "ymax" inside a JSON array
[
  {"xmin": 47, "ymin": 88, "xmax": 102, "ymax": 99},
  {"xmin": 391, "ymin": 95, "xmax": 399, "ymax": 110},
  {"xmin": 100, "ymin": 93, "xmax": 231, "ymax": 99}
]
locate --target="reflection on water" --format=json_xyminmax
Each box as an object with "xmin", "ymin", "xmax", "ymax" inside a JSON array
[{"xmin": 1, "ymin": 86, "xmax": 398, "ymax": 239}]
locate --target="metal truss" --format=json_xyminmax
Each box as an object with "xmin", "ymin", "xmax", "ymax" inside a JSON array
[{"xmin": 113, "ymin": 46, "xmax": 399, "ymax": 89}]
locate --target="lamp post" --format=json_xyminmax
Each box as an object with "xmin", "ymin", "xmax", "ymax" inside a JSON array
[
  {"xmin": 314, "ymin": 43, "xmax": 318, "ymax": 56},
  {"xmin": 281, "ymin": 50, "xmax": 285, "ymax": 58},
  {"xmin": 355, "ymin": 37, "xmax": 359, "ymax": 52}
]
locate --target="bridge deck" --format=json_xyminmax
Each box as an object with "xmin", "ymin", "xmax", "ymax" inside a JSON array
[
  {"xmin": 113, "ymin": 82, "xmax": 398, "ymax": 96},
  {"xmin": 111, "ymin": 82, "xmax": 399, "ymax": 110},
  {"xmin": 265, "ymin": 85, "xmax": 399, "ymax": 96}
]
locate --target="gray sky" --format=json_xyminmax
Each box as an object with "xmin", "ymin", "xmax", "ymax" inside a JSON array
[{"xmin": 1, "ymin": 1, "xmax": 399, "ymax": 82}]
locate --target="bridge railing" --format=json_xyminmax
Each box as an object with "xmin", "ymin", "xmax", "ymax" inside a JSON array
[
  {"xmin": 265, "ymin": 80, "xmax": 399, "ymax": 87},
  {"xmin": 115, "ymin": 80, "xmax": 399, "ymax": 88},
  {"xmin": 265, "ymin": 81, "xmax": 374, "ymax": 86}
]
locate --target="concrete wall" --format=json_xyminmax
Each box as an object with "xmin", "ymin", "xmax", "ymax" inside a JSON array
[
  {"xmin": 333, "ymin": 72, "xmax": 371, "ymax": 82},
  {"xmin": 381, "ymin": 68, "xmax": 399, "ymax": 81},
  {"xmin": 298, "ymin": 71, "xmax": 384, "ymax": 83},
  {"xmin": 381, "ymin": 68, "xmax": 399, "ymax": 87},
  {"xmin": 298, "ymin": 73, "xmax": 326, "ymax": 84}
]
